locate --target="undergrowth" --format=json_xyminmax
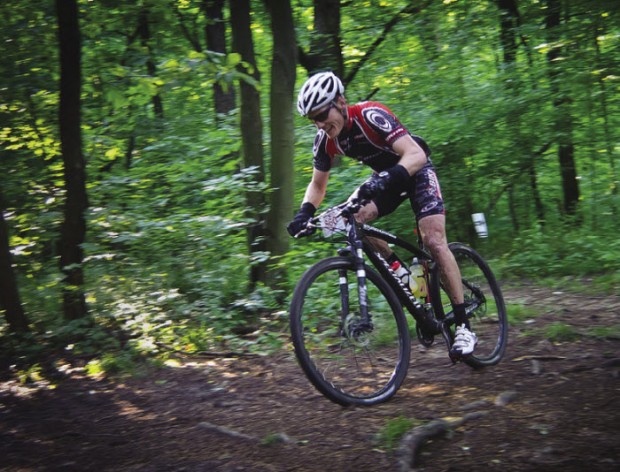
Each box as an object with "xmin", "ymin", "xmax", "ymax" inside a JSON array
[
  {"xmin": 374, "ymin": 416, "xmax": 422, "ymax": 451},
  {"xmin": 497, "ymin": 224, "xmax": 620, "ymax": 295},
  {"xmin": 3, "ymin": 214, "xmax": 619, "ymax": 382}
]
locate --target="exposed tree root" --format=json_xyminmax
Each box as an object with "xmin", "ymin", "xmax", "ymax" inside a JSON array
[{"xmin": 397, "ymin": 411, "xmax": 489, "ymax": 471}]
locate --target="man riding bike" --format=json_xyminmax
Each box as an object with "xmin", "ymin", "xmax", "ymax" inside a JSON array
[{"xmin": 287, "ymin": 72, "xmax": 477, "ymax": 357}]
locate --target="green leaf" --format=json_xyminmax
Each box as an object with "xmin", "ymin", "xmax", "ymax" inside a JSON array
[
  {"xmin": 226, "ymin": 52, "xmax": 242, "ymax": 68},
  {"xmin": 104, "ymin": 88, "xmax": 127, "ymax": 109}
]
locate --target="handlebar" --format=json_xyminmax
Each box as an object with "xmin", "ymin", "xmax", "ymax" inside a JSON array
[{"xmin": 294, "ymin": 198, "xmax": 369, "ymax": 238}]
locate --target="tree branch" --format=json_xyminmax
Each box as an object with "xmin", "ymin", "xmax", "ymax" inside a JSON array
[
  {"xmin": 487, "ymin": 142, "xmax": 552, "ymax": 214},
  {"xmin": 172, "ymin": 1, "xmax": 203, "ymax": 52},
  {"xmin": 343, "ymin": 1, "xmax": 432, "ymax": 86}
]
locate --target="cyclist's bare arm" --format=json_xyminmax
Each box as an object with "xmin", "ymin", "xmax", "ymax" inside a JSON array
[
  {"xmin": 392, "ymin": 134, "xmax": 429, "ymax": 176},
  {"xmin": 302, "ymin": 168, "xmax": 330, "ymax": 209}
]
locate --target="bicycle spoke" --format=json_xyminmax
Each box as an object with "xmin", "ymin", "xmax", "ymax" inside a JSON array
[{"xmin": 290, "ymin": 257, "xmax": 410, "ymax": 406}]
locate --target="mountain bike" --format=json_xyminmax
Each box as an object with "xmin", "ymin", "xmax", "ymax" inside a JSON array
[{"xmin": 289, "ymin": 199, "xmax": 507, "ymax": 406}]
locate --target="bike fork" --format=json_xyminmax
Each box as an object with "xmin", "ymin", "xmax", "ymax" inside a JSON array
[
  {"xmin": 351, "ymin": 237, "xmax": 371, "ymax": 326},
  {"xmin": 337, "ymin": 267, "xmax": 350, "ymax": 335},
  {"xmin": 336, "ymin": 243, "xmax": 372, "ymax": 334}
]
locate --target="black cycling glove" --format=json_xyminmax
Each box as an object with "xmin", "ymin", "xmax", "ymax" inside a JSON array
[
  {"xmin": 357, "ymin": 164, "xmax": 411, "ymax": 201},
  {"xmin": 287, "ymin": 202, "xmax": 317, "ymax": 237}
]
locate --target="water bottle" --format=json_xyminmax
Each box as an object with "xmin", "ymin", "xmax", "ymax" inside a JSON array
[
  {"xmin": 409, "ymin": 258, "xmax": 427, "ymax": 299},
  {"xmin": 390, "ymin": 260, "xmax": 410, "ymax": 287}
]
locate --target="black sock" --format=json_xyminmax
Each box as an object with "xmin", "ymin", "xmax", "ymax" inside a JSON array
[{"xmin": 453, "ymin": 303, "xmax": 469, "ymax": 329}]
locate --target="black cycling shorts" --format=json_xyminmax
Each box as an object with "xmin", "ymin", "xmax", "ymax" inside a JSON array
[{"xmin": 362, "ymin": 163, "xmax": 446, "ymax": 222}]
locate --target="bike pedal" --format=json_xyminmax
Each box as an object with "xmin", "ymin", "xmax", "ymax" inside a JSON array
[
  {"xmin": 415, "ymin": 325, "xmax": 434, "ymax": 347},
  {"xmin": 449, "ymin": 350, "xmax": 475, "ymax": 364},
  {"xmin": 448, "ymin": 352, "xmax": 461, "ymax": 364}
]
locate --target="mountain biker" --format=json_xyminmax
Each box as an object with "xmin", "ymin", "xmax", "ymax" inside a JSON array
[{"xmin": 287, "ymin": 71, "xmax": 477, "ymax": 357}]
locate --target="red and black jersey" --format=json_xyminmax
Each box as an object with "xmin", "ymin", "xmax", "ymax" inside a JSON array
[{"xmin": 312, "ymin": 101, "xmax": 431, "ymax": 173}]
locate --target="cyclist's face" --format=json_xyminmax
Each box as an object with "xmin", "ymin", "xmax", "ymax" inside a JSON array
[{"xmin": 309, "ymin": 100, "xmax": 346, "ymax": 138}]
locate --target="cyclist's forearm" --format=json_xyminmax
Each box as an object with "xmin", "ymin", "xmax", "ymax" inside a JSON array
[
  {"xmin": 393, "ymin": 135, "xmax": 428, "ymax": 176},
  {"xmin": 302, "ymin": 170, "xmax": 329, "ymax": 209},
  {"xmin": 303, "ymin": 183, "xmax": 325, "ymax": 209}
]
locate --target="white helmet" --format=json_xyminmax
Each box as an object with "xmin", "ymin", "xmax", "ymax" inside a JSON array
[{"xmin": 297, "ymin": 72, "xmax": 344, "ymax": 116}]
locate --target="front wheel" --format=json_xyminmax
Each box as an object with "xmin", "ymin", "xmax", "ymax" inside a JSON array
[
  {"xmin": 290, "ymin": 256, "xmax": 411, "ymax": 406},
  {"xmin": 429, "ymin": 243, "xmax": 508, "ymax": 368}
]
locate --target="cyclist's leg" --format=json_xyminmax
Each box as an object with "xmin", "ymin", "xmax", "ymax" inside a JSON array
[
  {"xmin": 352, "ymin": 202, "xmax": 395, "ymax": 259},
  {"xmin": 409, "ymin": 166, "xmax": 464, "ymax": 308},
  {"xmin": 348, "ymin": 186, "xmax": 403, "ymax": 260},
  {"xmin": 418, "ymin": 214, "xmax": 464, "ymax": 306},
  {"xmin": 410, "ymin": 166, "xmax": 477, "ymax": 355}
]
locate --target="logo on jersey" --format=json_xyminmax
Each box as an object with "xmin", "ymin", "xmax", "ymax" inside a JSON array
[
  {"xmin": 362, "ymin": 107, "xmax": 395, "ymax": 133},
  {"xmin": 313, "ymin": 129, "xmax": 326, "ymax": 156}
]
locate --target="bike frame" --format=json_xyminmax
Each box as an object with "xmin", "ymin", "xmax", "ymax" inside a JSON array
[{"xmin": 337, "ymin": 207, "xmax": 448, "ymax": 338}]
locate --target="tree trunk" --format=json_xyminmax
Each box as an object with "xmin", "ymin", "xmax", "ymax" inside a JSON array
[
  {"xmin": 204, "ymin": 0, "xmax": 236, "ymax": 117},
  {"xmin": 307, "ymin": 0, "xmax": 343, "ymax": 76},
  {"xmin": 529, "ymin": 163, "xmax": 545, "ymax": 224},
  {"xmin": 265, "ymin": 0, "xmax": 297, "ymax": 287},
  {"xmin": 230, "ymin": 0, "xmax": 268, "ymax": 288},
  {"xmin": 0, "ymin": 191, "xmax": 29, "ymax": 332},
  {"xmin": 545, "ymin": 0, "xmax": 579, "ymax": 217},
  {"xmin": 496, "ymin": 0, "xmax": 518, "ymax": 64},
  {"xmin": 592, "ymin": 18, "xmax": 617, "ymax": 214},
  {"xmin": 56, "ymin": 0, "xmax": 88, "ymax": 320},
  {"xmin": 495, "ymin": 0, "xmax": 545, "ymax": 226},
  {"xmin": 138, "ymin": 7, "xmax": 164, "ymax": 118}
]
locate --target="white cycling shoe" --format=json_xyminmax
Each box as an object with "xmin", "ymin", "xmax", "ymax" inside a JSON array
[{"xmin": 450, "ymin": 325, "xmax": 478, "ymax": 356}]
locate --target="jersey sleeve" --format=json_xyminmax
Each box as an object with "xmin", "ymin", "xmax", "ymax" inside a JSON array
[
  {"xmin": 312, "ymin": 130, "xmax": 332, "ymax": 172},
  {"xmin": 360, "ymin": 104, "xmax": 409, "ymax": 146}
]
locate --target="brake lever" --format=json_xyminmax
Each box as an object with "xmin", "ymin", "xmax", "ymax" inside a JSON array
[{"xmin": 294, "ymin": 222, "xmax": 317, "ymax": 238}]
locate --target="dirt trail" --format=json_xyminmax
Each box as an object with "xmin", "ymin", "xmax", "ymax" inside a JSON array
[{"xmin": 1, "ymin": 283, "xmax": 619, "ymax": 471}]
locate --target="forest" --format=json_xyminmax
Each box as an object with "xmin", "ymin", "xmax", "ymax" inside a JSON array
[{"xmin": 1, "ymin": 0, "xmax": 619, "ymax": 375}]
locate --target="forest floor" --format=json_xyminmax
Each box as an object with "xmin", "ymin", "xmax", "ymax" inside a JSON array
[{"xmin": 1, "ymin": 282, "xmax": 619, "ymax": 472}]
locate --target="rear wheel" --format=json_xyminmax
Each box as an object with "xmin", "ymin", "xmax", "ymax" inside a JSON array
[
  {"xmin": 290, "ymin": 256, "xmax": 411, "ymax": 406},
  {"xmin": 429, "ymin": 243, "xmax": 507, "ymax": 368}
]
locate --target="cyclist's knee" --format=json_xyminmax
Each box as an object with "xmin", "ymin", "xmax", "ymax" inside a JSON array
[
  {"xmin": 354, "ymin": 201, "xmax": 379, "ymax": 223},
  {"xmin": 418, "ymin": 215, "xmax": 447, "ymax": 250},
  {"xmin": 424, "ymin": 236, "xmax": 449, "ymax": 258}
]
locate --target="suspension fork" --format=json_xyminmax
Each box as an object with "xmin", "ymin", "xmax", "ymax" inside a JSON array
[
  {"xmin": 337, "ymin": 266, "xmax": 350, "ymax": 334},
  {"xmin": 344, "ymin": 215, "xmax": 372, "ymax": 328}
]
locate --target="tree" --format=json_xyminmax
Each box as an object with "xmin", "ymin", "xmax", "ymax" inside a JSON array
[
  {"xmin": 299, "ymin": 0, "xmax": 343, "ymax": 76},
  {"xmin": 0, "ymin": 189, "xmax": 29, "ymax": 333},
  {"xmin": 494, "ymin": 0, "xmax": 545, "ymax": 227},
  {"xmin": 265, "ymin": 0, "xmax": 297, "ymax": 285},
  {"xmin": 56, "ymin": 0, "xmax": 88, "ymax": 320},
  {"xmin": 203, "ymin": 0, "xmax": 236, "ymax": 116},
  {"xmin": 230, "ymin": 0, "xmax": 268, "ymax": 288},
  {"xmin": 138, "ymin": 5, "xmax": 164, "ymax": 118},
  {"xmin": 545, "ymin": 0, "xmax": 580, "ymax": 216}
]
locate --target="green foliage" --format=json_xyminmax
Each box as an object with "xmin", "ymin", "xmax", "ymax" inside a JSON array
[
  {"xmin": 502, "ymin": 224, "xmax": 620, "ymax": 290},
  {"xmin": 260, "ymin": 432, "xmax": 297, "ymax": 447},
  {"xmin": 374, "ymin": 416, "xmax": 420, "ymax": 451},
  {"xmin": 587, "ymin": 325, "xmax": 620, "ymax": 340},
  {"xmin": 86, "ymin": 351, "xmax": 135, "ymax": 377},
  {"xmin": 543, "ymin": 322, "xmax": 580, "ymax": 342},
  {"xmin": 15, "ymin": 363, "xmax": 45, "ymax": 385},
  {"xmin": 2, "ymin": 0, "xmax": 620, "ymax": 378},
  {"xmin": 506, "ymin": 302, "xmax": 539, "ymax": 325}
]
